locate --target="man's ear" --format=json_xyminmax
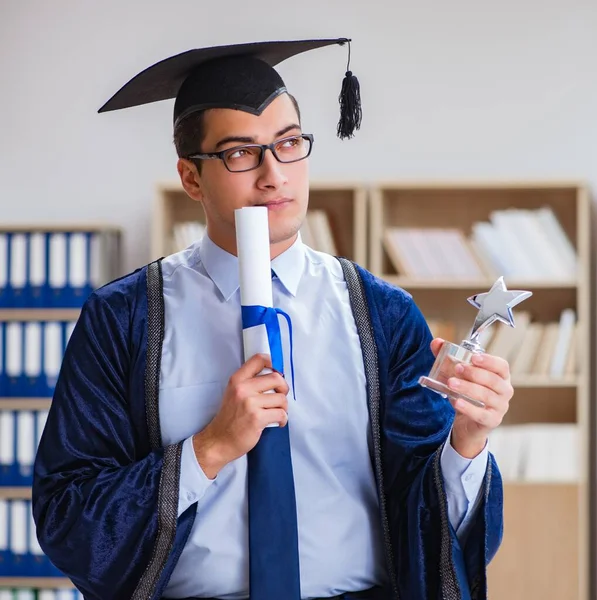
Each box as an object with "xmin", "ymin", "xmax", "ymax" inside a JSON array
[{"xmin": 177, "ymin": 158, "xmax": 203, "ymax": 202}]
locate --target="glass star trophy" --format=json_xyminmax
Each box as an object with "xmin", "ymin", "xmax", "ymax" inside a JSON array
[{"xmin": 419, "ymin": 276, "xmax": 532, "ymax": 408}]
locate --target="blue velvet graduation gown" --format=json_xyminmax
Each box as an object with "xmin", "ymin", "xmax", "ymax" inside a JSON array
[{"xmin": 32, "ymin": 258, "xmax": 503, "ymax": 600}]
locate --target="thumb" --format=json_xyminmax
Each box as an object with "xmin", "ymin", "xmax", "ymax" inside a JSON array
[{"xmin": 430, "ymin": 337, "xmax": 445, "ymax": 358}]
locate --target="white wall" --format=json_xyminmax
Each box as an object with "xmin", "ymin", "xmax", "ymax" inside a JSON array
[{"xmin": 1, "ymin": 0, "xmax": 597, "ymax": 272}]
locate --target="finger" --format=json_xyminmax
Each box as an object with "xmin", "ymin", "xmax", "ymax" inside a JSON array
[
  {"xmin": 470, "ymin": 353, "xmax": 510, "ymax": 380},
  {"xmin": 251, "ymin": 372, "xmax": 289, "ymax": 395},
  {"xmin": 262, "ymin": 408, "xmax": 288, "ymax": 428},
  {"xmin": 453, "ymin": 363, "xmax": 512, "ymax": 398},
  {"xmin": 256, "ymin": 393, "xmax": 289, "ymax": 412},
  {"xmin": 447, "ymin": 377, "xmax": 503, "ymax": 411},
  {"xmin": 232, "ymin": 353, "xmax": 272, "ymax": 383},
  {"xmin": 452, "ymin": 397, "xmax": 502, "ymax": 429},
  {"xmin": 430, "ymin": 337, "xmax": 444, "ymax": 358}
]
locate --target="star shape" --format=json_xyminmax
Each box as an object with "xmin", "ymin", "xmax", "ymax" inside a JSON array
[{"xmin": 467, "ymin": 276, "xmax": 532, "ymax": 340}]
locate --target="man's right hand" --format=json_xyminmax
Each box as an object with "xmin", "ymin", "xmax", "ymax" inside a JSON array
[{"xmin": 192, "ymin": 353, "xmax": 289, "ymax": 479}]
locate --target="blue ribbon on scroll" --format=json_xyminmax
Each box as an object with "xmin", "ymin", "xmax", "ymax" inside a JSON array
[{"xmin": 241, "ymin": 305, "xmax": 296, "ymax": 398}]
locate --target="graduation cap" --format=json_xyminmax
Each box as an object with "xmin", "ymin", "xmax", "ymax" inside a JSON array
[{"xmin": 98, "ymin": 38, "xmax": 362, "ymax": 140}]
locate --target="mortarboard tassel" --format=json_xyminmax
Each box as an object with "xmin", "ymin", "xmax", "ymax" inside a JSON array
[{"xmin": 337, "ymin": 41, "xmax": 362, "ymax": 140}]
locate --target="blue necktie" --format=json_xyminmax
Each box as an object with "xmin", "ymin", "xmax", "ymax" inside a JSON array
[{"xmin": 243, "ymin": 271, "xmax": 301, "ymax": 600}]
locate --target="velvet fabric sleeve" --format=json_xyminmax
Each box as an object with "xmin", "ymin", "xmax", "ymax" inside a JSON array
[
  {"xmin": 32, "ymin": 277, "xmax": 185, "ymax": 600},
  {"xmin": 360, "ymin": 270, "xmax": 504, "ymax": 600}
]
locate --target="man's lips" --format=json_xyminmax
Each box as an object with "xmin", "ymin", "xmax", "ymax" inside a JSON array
[{"xmin": 254, "ymin": 198, "xmax": 293, "ymax": 209}]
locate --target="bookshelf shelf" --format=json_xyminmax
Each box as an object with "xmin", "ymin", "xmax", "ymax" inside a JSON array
[
  {"xmin": 0, "ymin": 488, "xmax": 32, "ymax": 500},
  {"xmin": 0, "ymin": 309, "xmax": 81, "ymax": 322},
  {"xmin": 369, "ymin": 181, "xmax": 592, "ymax": 600},
  {"xmin": 152, "ymin": 181, "xmax": 368, "ymax": 266},
  {"xmin": 511, "ymin": 375, "xmax": 578, "ymax": 388},
  {"xmin": 0, "ymin": 399, "xmax": 52, "ymax": 410},
  {"xmin": 0, "ymin": 577, "xmax": 73, "ymax": 589}
]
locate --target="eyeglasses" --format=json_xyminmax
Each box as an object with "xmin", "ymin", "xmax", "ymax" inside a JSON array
[{"xmin": 186, "ymin": 133, "xmax": 314, "ymax": 173}]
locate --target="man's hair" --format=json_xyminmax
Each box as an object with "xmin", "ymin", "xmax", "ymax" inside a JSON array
[{"xmin": 173, "ymin": 93, "xmax": 302, "ymax": 170}]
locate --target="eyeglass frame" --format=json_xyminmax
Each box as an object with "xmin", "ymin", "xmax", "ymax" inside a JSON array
[{"xmin": 185, "ymin": 133, "xmax": 315, "ymax": 173}]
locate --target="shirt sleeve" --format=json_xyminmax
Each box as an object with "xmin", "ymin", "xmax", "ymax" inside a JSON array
[
  {"xmin": 440, "ymin": 433, "xmax": 489, "ymax": 542},
  {"xmin": 177, "ymin": 436, "xmax": 217, "ymax": 515}
]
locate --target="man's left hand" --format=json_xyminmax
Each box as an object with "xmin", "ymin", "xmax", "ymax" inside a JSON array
[{"xmin": 430, "ymin": 338, "xmax": 513, "ymax": 459}]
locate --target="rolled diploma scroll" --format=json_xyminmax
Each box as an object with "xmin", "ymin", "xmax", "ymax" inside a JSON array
[{"xmin": 234, "ymin": 207, "xmax": 280, "ymax": 426}]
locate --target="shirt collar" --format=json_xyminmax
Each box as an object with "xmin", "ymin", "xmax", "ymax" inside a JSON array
[{"xmin": 199, "ymin": 233, "xmax": 305, "ymax": 302}]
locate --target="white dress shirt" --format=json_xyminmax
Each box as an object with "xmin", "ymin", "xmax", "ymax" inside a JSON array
[{"xmin": 158, "ymin": 234, "xmax": 488, "ymax": 599}]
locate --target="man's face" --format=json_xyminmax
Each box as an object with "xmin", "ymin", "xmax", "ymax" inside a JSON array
[{"xmin": 180, "ymin": 94, "xmax": 309, "ymax": 255}]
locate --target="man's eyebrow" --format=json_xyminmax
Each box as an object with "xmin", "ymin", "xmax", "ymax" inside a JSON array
[{"xmin": 214, "ymin": 123, "xmax": 301, "ymax": 150}]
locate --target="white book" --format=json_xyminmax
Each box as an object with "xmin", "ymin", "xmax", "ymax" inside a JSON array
[
  {"xmin": 44, "ymin": 322, "xmax": 63, "ymax": 387},
  {"xmin": 15, "ymin": 591, "xmax": 36, "ymax": 600},
  {"xmin": 550, "ymin": 309, "xmax": 576, "ymax": 378},
  {"xmin": 65, "ymin": 321, "xmax": 77, "ymax": 346},
  {"xmin": 531, "ymin": 322, "xmax": 560, "ymax": 375},
  {"xmin": 69, "ymin": 233, "xmax": 88, "ymax": 289},
  {"xmin": 471, "ymin": 222, "xmax": 512, "ymax": 277},
  {"xmin": 28, "ymin": 504, "xmax": 44, "ymax": 555},
  {"xmin": 521, "ymin": 424, "xmax": 551, "ymax": 482},
  {"xmin": 0, "ymin": 233, "xmax": 8, "ymax": 290},
  {"xmin": 535, "ymin": 207, "xmax": 577, "ymax": 277},
  {"xmin": 489, "ymin": 425, "xmax": 527, "ymax": 482},
  {"xmin": 29, "ymin": 232, "xmax": 47, "ymax": 289},
  {"xmin": 549, "ymin": 424, "xmax": 579, "ymax": 482},
  {"xmin": 0, "ymin": 590, "xmax": 12, "ymax": 600},
  {"xmin": 0, "ymin": 411, "xmax": 15, "ymax": 470},
  {"xmin": 10, "ymin": 499, "xmax": 28, "ymax": 555},
  {"xmin": 440, "ymin": 229, "xmax": 485, "ymax": 279},
  {"xmin": 89, "ymin": 232, "xmax": 103, "ymax": 289},
  {"xmin": 0, "ymin": 499, "xmax": 7, "ymax": 552},
  {"xmin": 524, "ymin": 424, "xmax": 579, "ymax": 483},
  {"xmin": 57, "ymin": 592, "xmax": 77, "ymax": 600},
  {"xmin": 17, "ymin": 411, "xmax": 35, "ymax": 477},
  {"xmin": 5, "ymin": 322, "xmax": 23, "ymax": 379},
  {"xmin": 510, "ymin": 322, "xmax": 544, "ymax": 376},
  {"xmin": 518, "ymin": 209, "xmax": 570, "ymax": 280},
  {"xmin": 485, "ymin": 312, "xmax": 531, "ymax": 363},
  {"xmin": 49, "ymin": 233, "xmax": 68, "ymax": 289},
  {"xmin": 565, "ymin": 323, "xmax": 578, "ymax": 375},
  {"xmin": 24, "ymin": 322, "xmax": 42, "ymax": 379},
  {"xmin": 37, "ymin": 409, "xmax": 49, "ymax": 449},
  {"xmin": 308, "ymin": 210, "xmax": 337, "ymax": 255},
  {"xmin": 383, "ymin": 229, "xmax": 428, "ymax": 277},
  {"xmin": 0, "ymin": 323, "xmax": 3, "ymax": 379},
  {"xmin": 10, "ymin": 233, "xmax": 27, "ymax": 291},
  {"xmin": 468, "ymin": 236, "xmax": 499, "ymax": 279},
  {"xmin": 489, "ymin": 211, "xmax": 535, "ymax": 279},
  {"xmin": 38, "ymin": 592, "xmax": 58, "ymax": 600}
]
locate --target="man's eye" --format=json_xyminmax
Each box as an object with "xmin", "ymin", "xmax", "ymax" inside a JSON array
[
  {"xmin": 229, "ymin": 148, "xmax": 249, "ymax": 159},
  {"xmin": 281, "ymin": 137, "xmax": 299, "ymax": 148}
]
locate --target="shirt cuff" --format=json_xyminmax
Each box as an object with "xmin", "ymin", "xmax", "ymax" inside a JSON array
[
  {"xmin": 177, "ymin": 436, "xmax": 217, "ymax": 516},
  {"xmin": 440, "ymin": 433, "xmax": 489, "ymax": 537}
]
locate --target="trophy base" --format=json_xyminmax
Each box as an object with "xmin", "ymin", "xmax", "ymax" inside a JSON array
[{"xmin": 419, "ymin": 376, "xmax": 485, "ymax": 408}]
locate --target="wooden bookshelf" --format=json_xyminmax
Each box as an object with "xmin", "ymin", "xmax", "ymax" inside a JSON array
[
  {"xmin": 152, "ymin": 181, "xmax": 368, "ymax": 266},
  {"xmin": 370, "ymin": 181, "xmax": 592, "ymax": 600},
  {"xmin": 0, "ymin": 223, "xmax": 121, "ymax": 593}
]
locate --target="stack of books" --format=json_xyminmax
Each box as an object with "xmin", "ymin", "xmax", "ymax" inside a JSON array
[
  {"xmin": 383, "ymin": 206, "xmax": 577, "ymax": 281},
  {"xmin": 427, "ymin": 309, "xmax": 577, "ymax": 378}
]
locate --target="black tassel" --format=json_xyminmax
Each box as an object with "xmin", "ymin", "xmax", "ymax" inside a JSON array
[
  {"xmin": 337, "ymin": 70, "xmax": 362, "ymax": 140},
  {"xmin": 337, "ymin": 40, "xmax": 361, "ymax": 140}
]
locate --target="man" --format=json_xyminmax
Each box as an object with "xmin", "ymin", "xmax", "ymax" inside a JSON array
[{"xmin": 33, "ymin": 38, "xmax": 508, "ymax": 600}]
